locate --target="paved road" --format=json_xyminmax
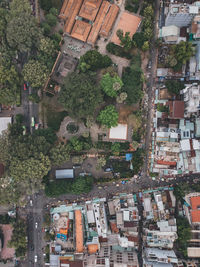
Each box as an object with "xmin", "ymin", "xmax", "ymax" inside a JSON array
[
  {"xmin": 21, "ymin": 86, "xmax": 39, "ymax": 133},
  {"xmin": 22, "ymin": 193, "xmax": 45, "ymax": 267},
  {"xmin": 143, "ymin": 0, "xmax": 160, "ymax": 179}
]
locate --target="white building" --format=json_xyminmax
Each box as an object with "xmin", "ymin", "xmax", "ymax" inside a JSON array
[
  {"xmin": 160, "ymin": 25, "xmax": 181, "ymax": 43},
  {"xmin": 180, "ymin": 83, "xmax": 200, "ymax": 117},
  {"xmin": 143, "ymin": 248, "xmax": 178, "ymax": 266},
  {"xmin": 0, "ymin": 117, "xmax": 12, "ymax": 135},
  {"xmin": 166, "ymin": 4, "xmax": 199, "ymax": 27}
]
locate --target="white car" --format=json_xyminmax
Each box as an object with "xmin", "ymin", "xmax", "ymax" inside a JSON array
[
  {"xmin": 34, "ymin": 255, "xmax": 38, "ymax": 263},
  {"xmin": 30, "ymin": 200, "xmax": 33, "ymax": 206},
  {"xmin": 35, "ymin": 222, "xmax": 38, "ymax": 229}
]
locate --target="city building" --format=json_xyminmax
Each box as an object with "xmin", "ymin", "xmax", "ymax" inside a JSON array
[
  {"xmin": 143, "ymin": 248, "xmax": 178, "ymax": 266},
  {"xmin": 166, "ymin": 3, "xmax": 199, "ymax": 27},
  {"xmin": 0, "ymin": 117, "xmax": 12, "ymax": 135},
  {"xmin": 160, "ymin": 25, "xmax": 181, "ymax": 43},
  {"xmin": 59, "ymin": 0, "xmax": 119, "ymax": 45},
  {"xmin": 180, "ymin": 83, "xmax": 200, "ymax": 117},
  {"xmin": 49, "ymin": 194, "xmax": 139, "ymax": 266},
  {"xmin": 184, "ymin": 193, "xmax": 200, "ymax": 258}
]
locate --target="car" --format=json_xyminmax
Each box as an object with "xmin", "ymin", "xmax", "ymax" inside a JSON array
[
  {"xmin": 24, "ymin": 83, "xmax": 27, "ymax": 91},
  {"xmin": 30, "ymin": 244, "xmax": 34, "ymax": 251},
  {"xmin": 31, "ymin": 117, "xmax": 35, "ymax": 127},
  {"xmin": 35, "ymin": 222, "xmax": 38, "ymax": 229},
  {"xmin": 34, "ymin": 255, "xmax": 37, "ymax": 263},
  {"xmin": 35, "ymin": 123, "xmax": 39, "ymax": 130},
  {"xmin": 30, "ymin": 200, "xmax": 33, "ymax": 206},
  {"xmin": 104, "ymin": 167, "xmax": 113, "ymax": 172}
]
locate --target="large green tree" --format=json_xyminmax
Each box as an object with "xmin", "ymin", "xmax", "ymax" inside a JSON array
[
  {"xmin": 97, "ymin": 105, "xmax": 118, "ymax": 128},
  {"xmin": 22, "ymin": 60, "xmax": 49, "ymax": 88},
  {"xmin": 8, "ymin": 219, "xmax": 27, "ymax": 257},
  {"xmin": 101, "ymin": 73, "xmax": 123, "ymax": 98},
  {"xmin": 6, "ymin": 0, "xmax": 41, "ymax": 53},
  {"xmin": 79, "ymin": 50, "xmax": 112, "ymax": 72},
  {"xmin": 49, "ymin": 144, "xmax": 70, "ymax": 166},
  {"xmin": 116, "ymin": 29, "xmax": 133, "ymax": 51},
  {"xmin": 165, "ymin": 80, "xmax": 184, "ymax": 95},
  {"xmin": 59, "ymin": 72, "xmax": 102, "ymax": 119},
  {"xmin": 122, "ymin": 64, "xmax": 144, "ymax": 104},
  {"xmin": 172, "ymin": 41, "xmax": 194, "ymax": 65},
  {"xmin": 10, "ymin": 153, "xmax": 51, "ymax": 182},
  {"xmin": 0, "ymin": 64, "xmax": 21, "ymax": 105}
]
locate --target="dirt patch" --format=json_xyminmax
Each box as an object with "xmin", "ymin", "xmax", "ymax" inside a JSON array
[
  {"xmin": 118, "ymin": 103, "xmax": 139, "ymax": 123},
  {"xmin": 0, "ymin": 224, "xmax": 15, "ymax": 260}
]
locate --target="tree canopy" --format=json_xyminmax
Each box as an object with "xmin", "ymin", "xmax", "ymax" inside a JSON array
[
  {"xmin": 100, "ymin": 73, "xmax": 123, "ymax": 98},
  {"xmin": 22, "ymin": 60, "xmax": 49, "ymax": 88},
  {"xmin": 79, "ymin": 50, "xmax": 112, "ymax": 72},
  {"xmin": 8, "ymin": 219, "xmax": 27, "ymax": 257},
  {"xmin": 122, "ymin": 63, "xmax": 143, "ymax": 104},
  {"xmin": 172, "ymin": 41, "xmax": 194, "ymax": 65},
  {"xmin": 59, "ymin": 72, "xmax": 102, "ymax": 119},
  {"xmin": 165, "ymin": 80, "xmax": 184, "ymax": 95},
  {"xmin": 116, "ymin": 29, "xmax": 133, "ymax": 51},
  {"xmin": 0, "ymin": 64, "xmax": 21, "ymax": 105},
  {"xmin": 97, "ymin": 105, "xmax": 119, "ymax": 128},
  {"xmin": 49, "ymin": 143, "xmax": 70, "ymax": 166},
  {"xmin": 6, "ymin": 0, "xmax": 41, "ymax": 53}
]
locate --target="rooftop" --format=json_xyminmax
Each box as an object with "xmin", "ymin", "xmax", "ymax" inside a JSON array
[
  {"xmin": 168, "ymin": 101, "xmax": 185, "ymax": 119},
  {"xmin": 0, "ymin": 117, "xmax": 12, "ymax": 135},
  {"xmin": 111, "ymin": 11, "xmax": 141, "ymax": 46},
  {"xmin": 75, "ymin": 210, "xmax": 84, "ymax": 253},
  {"xmin": 109, "ymin": 123, "xmax": 128, "ymax": 140},
  {"xmin": 79, "ymin": 0, "xmax": 102, "ymax": 21},
  {"xmin": 71, "ymin": 20, "xmax": 92, "ymax": 42}
]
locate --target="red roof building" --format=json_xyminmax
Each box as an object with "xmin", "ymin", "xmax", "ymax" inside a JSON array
[
  {"xmin": 190, "ymin": 196, "xmax": 200, "ymax": 223},
  {"xmin": 167, "ymin": 100, "xmax": 185, "ymax": 119}
]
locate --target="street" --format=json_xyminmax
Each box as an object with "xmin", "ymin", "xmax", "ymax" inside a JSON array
[
  {"xmin": 21, "ymin": 86, "xmax": 39, "ymax": 132},
  {"xmin": 143, "ymin": 0, "xmax": 160, "ymax": 179}
]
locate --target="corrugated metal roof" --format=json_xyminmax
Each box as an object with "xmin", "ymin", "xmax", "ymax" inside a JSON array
[{"xmin": 56, "ymin": 169, "xmax": 74, "ymax": 179}]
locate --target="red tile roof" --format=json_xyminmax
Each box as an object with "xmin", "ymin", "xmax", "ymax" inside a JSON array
[
  {"xmin": 190, "ymin": 196, "xmax": 200, "ymax": 223},
  {"xmin": 167, "ymin": 101, "xmax": 185, "ymax": 119},
  {"xmin": 157, "ymin": 160, "xmax": 177, "ymax": 166},
  {"xmin": 191, "ymin": 210, "xmax": 200, "ymax": 223},
  {"xmin": 191, "ymin": 196, "xmax": 200, "ymax": 210}
]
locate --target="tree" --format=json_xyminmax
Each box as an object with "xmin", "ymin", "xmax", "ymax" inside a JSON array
[
  {"xmin": 122, "ymin": 64, "xmax": 143, "ymax": 104},
  {"xmin": 33, "ymin": 128, "xmax": 57, "ymax": 144},
  {"xmin": 6, "ymin": 0, "xmax": 41, "ymax": 53},
  {"xmin": 132, "ymin": 149, "xmax": 144, "ymax": 174},
  {"xmin": 165, "ymin": 80, "xmax": 184, "ymax": 95},
  {"xmin": 10, "ymin": 153, "xmax": 51, "ymax": 182},
  {"xmin": 96, "ymin": 156, "xmax": 106, "ymax": 170},
  {"xmin": 101, "ymin": 73, "xmax": 123, "ymax": 98},
  {"xmin": 142, "ymin": 41, "xmax": 149, "ymax": 51},
  {"xmin": 39, "ymin": 37, "xmax": 56, "ymax": 56},
  {"xmin": 176, "ymin": 216, "xmax": 191, "ymax": 257},
  {"xmin": 8, "ymin": 219, "xmax": 27, "ymax": 257},
  {"xmin": 111, "ymin": 143, "xmax": 121, "ymax": 154},
  {"xmin": 49, "ymin": 143, "xmax": 70, "ymax": 166},
  {"xmin": 59, "ymin": 72, "xmax": 102, "ymax": 119},
  {"xmin": 97, "ymin": 105, "xmax": 118, "ymax": 128},
  {"xmin": 172, "ymin": 41, "xmax": 194, "ymax": 65},
  {"xmin": 116, "ymin": 29, "xmax": 133, "ymax": 51},
  {"xmin": 116, "ymin": 92, "xmax": 127, "ymax": 103},
  {"xmin": 69, "ymin": 137, "xmax": 83, "ymax": 152},
  {"xmin": 132, "ymin": 32, "xmax": 146, "ymax": 48},
  {"xmin": 165, "ymin": 55, "xmax": 177, "ymax": 67},
  {"xmin": 46, "ymin": 13, "xmax": 57, "ymax": 27},
  {"xmin": 22, "ymin": 60, "xmax": 49, "ymax": 88},
  {"xmin": 0, "ymin": 64, "xmax": 21, "ymax": 105},
  {"xmin": 0, "ymin": 132, "xmax": 10, "ymax": 165},
  {"xmin": 79, "ymin": 50, "xmax": 112, "ymax": 71}
]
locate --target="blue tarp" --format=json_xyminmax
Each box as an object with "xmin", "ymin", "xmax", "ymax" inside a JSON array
[{"xmin": 126, "ymin": 153, "xmax": 133, "ymax": 161}]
